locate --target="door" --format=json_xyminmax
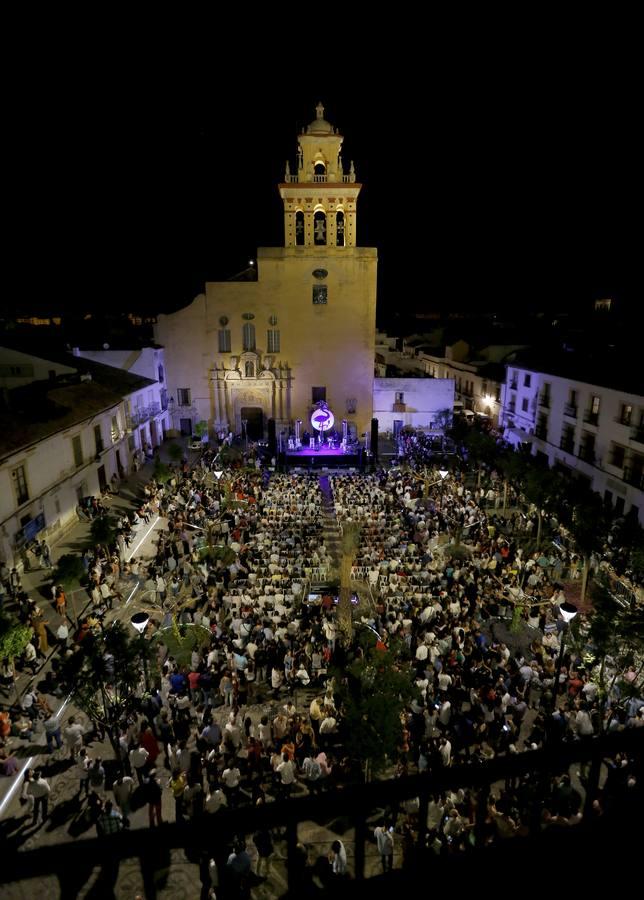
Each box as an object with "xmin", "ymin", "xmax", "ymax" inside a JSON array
[
  {"xmin": 97, "ymin": 465, "xmax": 107, "ymax": 493},
  {"xmin": 150, "ymin": 420, "xmax": 159, "ymax": 447},
  {"xmin": 180, "ymin": 418, "xmax": 193, "ymax": 436},
  {"xmin": 240, "ymin": 407, "xmax": 264, "ymax": 440}
]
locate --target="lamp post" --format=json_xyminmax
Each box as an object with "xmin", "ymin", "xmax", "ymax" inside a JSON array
[
  {"xmin": 130, "ymin": 611, "xmax": 150, "ymax": 692},
  {"xmin": 438, "ymin": 469, "xmax": 448, "ymax": 510},
  {"xmin": 551, "ymin": 601, "xmax": 578, "ymax": 722}
]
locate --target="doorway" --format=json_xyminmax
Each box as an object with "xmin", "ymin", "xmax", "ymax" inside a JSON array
[
  {"xmin": 180, "ymin": 418, "xmax": 193, "ymax": 436},
  {"xmin": 150, "ymin": 420, "xmax": 159, "ymax": 447},
  {"xmin": 97, "ymin": 465, "xmax": 107, "ymax": 493},
  {"xmin": 240, "ymin": 407, "xmax": 264, "ymax": 440}
]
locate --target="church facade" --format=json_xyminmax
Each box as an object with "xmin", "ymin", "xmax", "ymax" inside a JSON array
[{"xmin": 154, "ymin": 104, "xmax": 377, "ymax": 441}]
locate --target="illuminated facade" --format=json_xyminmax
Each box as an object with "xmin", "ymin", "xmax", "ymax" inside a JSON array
[{"xmin": 154, "ymin": 104, "xmax": 377, "ymax": 439}]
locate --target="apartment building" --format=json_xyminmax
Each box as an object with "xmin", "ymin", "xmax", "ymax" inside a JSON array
[
  {"xmin": 500, "ymin": 357, "xmax": 644, "ymax": 524},
  {"xmin": 0, "ymin": 346, "xmax": 157, "ymax": 569}
]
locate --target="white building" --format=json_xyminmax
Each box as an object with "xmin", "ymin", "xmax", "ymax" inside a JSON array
[
  {"xmin": 372, "ymin": 377, "xmax": 454, "ymax": 433},
  {"xmin": 73, "ymin": 345, "xmax": 170, "ymax": 450},
  {"xmin": 419, "ymin": 340, "xmax": 525, "ymax": 426},
  {"xmin": 0, "ymin": 346, "xmax": 156, "ymax": 568},
  {"xmin": 500, "ymin": 358, "xmax": 644, "ymax": 524}
]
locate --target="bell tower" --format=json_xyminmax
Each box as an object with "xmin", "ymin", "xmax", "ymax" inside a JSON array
[{"xmin": 279, "ymin": 102, "xmax": 360, "ymax": 249}]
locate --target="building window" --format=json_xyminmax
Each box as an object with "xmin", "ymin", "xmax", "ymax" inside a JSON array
[
  {"xmin": 111, "ymin": 416, "xmax": 119, "ymax": 443},
  {"xmin": 523, "ymin": 373, "xmax": 531, "ymax": 387},
  {"xmin": 346, "ymin": 398, "xmax": 356, "ymax": 414},
  {"xmin": 177, "ymin": 388, "xmax": 191, "ymax": 406},
  {"xmin": 218, "ymin": 329, "xmax": 231, "ymax": 352},
  {"xmin": 591, "ymin": 395, "xmax": 601, "ymax": 415},
  {"xmin": 12, "ymin": 464, "xmax": 29, "ymax": 506},
  {"xmin": 395, "ymin": 392, "xmax": 405, "ymax": 403},
  {"xmin": 157, "ymin": 364, "xmax": 165, "ymax": 383},
  {"xmin": 72, "ymin": 435, "xmax": 83, "ymax": 468},
  {"xmin": 295, "ymin": 211, "xmax": 304, "ymax": 246},
  {"xmin": 267, "ymin": 329, "xmax": 280, "ymax": 353},
  {"xmin": 312, "ymin": 386, "xmax": 326, "ymax": 404},
  {"xmin": 336, "ymin": 210, "xmax": 345, "ymax": 246},
  {"xmin": 620, "ymin": 404, "xmax": 632, "ymax": 425},
  {"xmin": 242, "ymin": 323, "xmax": 256, "ymax": 351},
  {"xmin": 312, "ymin": 285, "xmax": 328, "ymax": 305},
  {"xmin": 313, "ymin": 210, "xmax": 327, "ymax": 245},
  {"xmin": 244, "ymin": 360, "xmax": 255, "ymax": 378},
  {"xmin": 94, "ymin": 424, "xmax": 104, "ymax": 456},
  {"xmin": 521, "ymin": 397, "xmax": 529, "ymax": 412},
  {"xmin": 610, "ymin": 444, "xmax": 626, "ymax": 468}
]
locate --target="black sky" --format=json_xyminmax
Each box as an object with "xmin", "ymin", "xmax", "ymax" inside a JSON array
[{"xmin": 6, "ymin": 30, "xmax": 641, "ymax": 326}]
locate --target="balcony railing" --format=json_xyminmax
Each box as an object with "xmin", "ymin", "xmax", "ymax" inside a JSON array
[
  {"xmin": 560, "ymin": 439, "xmax": 575, "ymax": 453},
  {"xmin": 631, "ymin": 427, "xmax": 644, "ymax": 445},
  {"xmin": 538, "ymin": 393, "xmax": 550, "ymax": 408},
  {"xmin": 583, "ymin": 410, "xmax": 599, "ymax": 426},
  {"xmin": 578, "ymin": 446, "xmax": 595, "ymax": 464},
  {"xmin": 127, "ymin": 403, "xmax": 161, "ymax": 429},
  {"xmin": 609, "ymin": 454, "xmax": 625, "ymax": 470},
  {"xmin": 284, "ymin": 172, "xmax": 355, "ymax": 184},
  {"xmin": 563, "ymin": 404, "xmax": 578, "ymax": 419}
]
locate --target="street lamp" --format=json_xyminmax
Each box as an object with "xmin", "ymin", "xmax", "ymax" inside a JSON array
[
  {"xmin": 551, "ymin": 601, "xmax": 578, "ymax": 722},
  {"xmin": 130, "ymin": 612, "xmax": 150, "ymax": 692}
]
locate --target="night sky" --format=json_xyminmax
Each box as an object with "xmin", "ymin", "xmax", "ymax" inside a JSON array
[{"xmin": 7, "ymin": 37, "xmax": 641, "ymax": 326}]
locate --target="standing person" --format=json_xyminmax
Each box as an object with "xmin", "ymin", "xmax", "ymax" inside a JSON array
[
  {"xmin": 55, "ymin": 586, "xmax": 66, "ymax": 618},
  {"xmin": 43, "ymin": 713, "xmax": 63, "ymax": 753},
  {"xmin": 374, "ymin": 821, "xmax": 395, "ymax": 872},
  {"xmin": 88, "ymin": 757, "xmax": 106, "ymax": 795},
  {"xmin": 144, "ymin": 769, "xmax": 163, "ymax": 827},
  {"xmin": 96, "ymin": 799, "xmax": 124, "ymax": 836},
  {"xmin": 129, "ymin": 743, "xmax": 150, "ymax": 783},
  {"xmin": 329, "ymin": 839, "xmax": 348, "ymax": 878},
  {"xmin": 28, "ymin": 770, "xmax": 51, "ymax": 825},
  {"xmin": 63, "ymin": 716, "xmax": 84, "ymax": 760},
  {"xmin": 112, "ymin": 773, "xmax": 134, "ymax": 826}
]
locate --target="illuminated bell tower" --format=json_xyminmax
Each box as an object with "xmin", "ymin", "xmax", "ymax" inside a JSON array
[{"xmin": 279, "ymin": 102, "xmax": 360, "ymax": 249}]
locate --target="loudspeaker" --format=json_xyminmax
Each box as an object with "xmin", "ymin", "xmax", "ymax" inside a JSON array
[
  {"xmin": 370, "ymin": 418, "xmax": 379, "ymax": 459},
  {"xmin": 267, "ymin": 418, "xmax": 277, "ymax": 457},
  {"xmin": 393, "ymin": 419, "xmax": 403, "ymax": 441}
]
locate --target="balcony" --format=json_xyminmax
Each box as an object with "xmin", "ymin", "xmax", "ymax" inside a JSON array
[
  {"xmin": 631, "ymin": 427, "xmax": 644, "ymax": 446},
  {"xmin": 535, "ymin": 425, "xmax": 548, "ymax": 440},
  {"xmin": 127, "ymin": 403, "xmax": 161, "ymax": 429},
  {"xmin": 583, "ymin": 410, "xmax": 599, "ymax": 426},
  {"xmin": 623, "ymin": 467, "xmax": 644, "ymax": 490},
  {"xmin": 563, "ymin": 404, "xmax": 578, "ymax": 419},
  {"xmin": 609, "ymin": 454, "xmax": 625, "ymax": 470},
  {"xmin": 538, "ymin": 393, "xmax": 550, "ymax": 408},
  {"xmin": 509, "ymin": 380, "xmax": 518, "ymax": 391},
  {"xmin": 507, "ymin": 402, "xmax": 516, "ymax": 414},
  {"xmin": 559, "ymin": 439, "xmax": 575, "ymax": 454}
]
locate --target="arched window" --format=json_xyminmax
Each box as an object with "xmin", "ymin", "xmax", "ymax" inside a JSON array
[
  {"xmin": 313, "ymin": 211, "xmax": 326, "ymax": 246},
  {"xmin": 295, "ymin": 211, "xmax": 304, "ymax": 246},
  {"xmin": 242, "ymin": 323, "xmax": 255, "ymax": 350},
  {"xmin": 245, "ymin": 360, "xmax": 255, "ymax": 378},
  {"xmin": 336, "ymin": 211, "xmax": 345, "ymax": 247}
]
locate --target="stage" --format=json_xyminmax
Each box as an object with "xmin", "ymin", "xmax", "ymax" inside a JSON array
[{"xmin": 283, "ymin": 445, "xmax": 362, "ymax": 469}]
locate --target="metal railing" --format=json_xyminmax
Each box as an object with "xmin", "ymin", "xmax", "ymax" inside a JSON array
[{"xmin": 563, "ymin": 404, "xmax": 578, "ymax": 418}]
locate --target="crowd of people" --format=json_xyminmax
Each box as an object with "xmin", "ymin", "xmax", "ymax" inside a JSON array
[{"xmin": 1, "ymin": 431, "xmax": 642, "ymax": 892}]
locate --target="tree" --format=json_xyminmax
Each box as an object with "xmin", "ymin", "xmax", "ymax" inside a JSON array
[
  {"xmin": 154, "ymin": 618, "xmax": 212, "ymax": 667},
  {"xmin": 567, "ymin": 486, "xmax": 607, "ymax": 602},
  {"xmin": 54, "ymin": 553, "xmax": 86, "ymax": 590},
  {"xmin": 89, "ymin": 514, "xmax": 117, "ymax": 548},
  {"xmin": 152, "ymin": 457, "xmax": 173, "ymax": 484},
  {"xmin": 0, "ymin": 612, "xmax": 32, "ymax": 702},
  {"xmin": 569, "ymin": 575, "xmax": 644, "ymax": 730},
  {"xmin": 337, "ymin": 523, "xmax": 361, "ymax": 646},
  {"xmin": 60, "ymin": 622, "xmax": 153, "ymax": 765},
  {"xmin": 522, "ymin": 463, "xmax": 563, "ymax": 549},
  {"xmin": 336, "ymin": 640, "xmax": 417, "ymax": 778},
  {"xmin": 194, "ymin": 420, "xmax": 209, "ymax": 440},
  {"xmin": 167, "ymin": 442, "xmax": 183, "ymax": 464}
]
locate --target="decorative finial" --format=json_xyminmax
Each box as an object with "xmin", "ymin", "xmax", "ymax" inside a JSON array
[
  {"xmin": 315, "ymin": 101, "xmax": 325, "ymax": 120},
  {"xmin": 285, "ymin": 160, "xmax": 291, "ymax": 179}
]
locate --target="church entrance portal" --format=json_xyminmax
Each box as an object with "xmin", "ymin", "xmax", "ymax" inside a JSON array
[{"xmin": 241, "ymin": 407, "xmax": 264, "ymax": 440}]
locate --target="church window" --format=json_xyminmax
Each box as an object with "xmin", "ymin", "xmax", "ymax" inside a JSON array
[
  {"xmin": 267, "ymin": 329, "xmax": 280, "ymax": 353},
  {"xmin": 313, "ymin": 211, "xmax": 327, "ymax": 245},
  {"xmin": 218, "ymin": 329, "xmax": 231, "ymax": 352},
  {"xmin": 245, "ymin": 360, "xmax": 255, "ymax": 378},
  {"xmin": 178, "ymin": 388, "xmax": 191, "ymax": 406},
  {"xmin": 312, "ymin": 285, "xmax": 327, "ymax": 305},
  {"xmin": 336, "ymin": 211, "xmax": 345, "ymax": 246},
  {"xmin": 242, "ymin": 323, "xmax": 256, "ymax": 351},
  {"xmin": 312, "ymin": 386, "xmax": 326, "ymax": 404},
  {"xmin": 295, "ymin": 211, "xmax": 304, "ymax": 246}
]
